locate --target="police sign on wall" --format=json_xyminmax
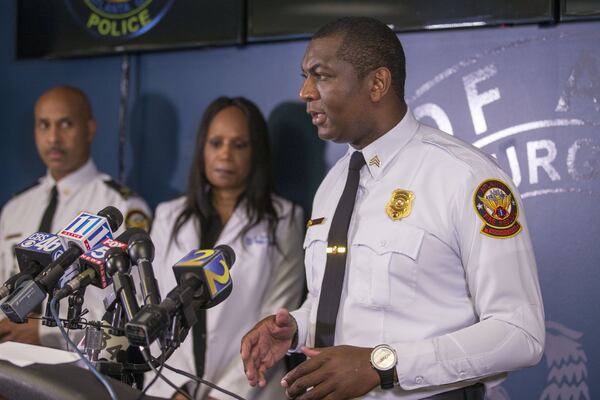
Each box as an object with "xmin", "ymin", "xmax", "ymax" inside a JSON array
[
  {"xmin": 17, "ymin": 1, "xmax": 244, "ymax": 58},
  {"xmin": 66, "ymin": 0, "xmax": 174, "ymax": 39}
]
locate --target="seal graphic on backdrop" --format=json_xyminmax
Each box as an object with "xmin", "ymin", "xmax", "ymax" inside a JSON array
[
  {"xmin": 407, "ymin": 29, "xmax": 600, "ymax": 201},
  {"xmin": 66, "ymin": 0, "xmax": 174, "ymax": 39},
  {"xmin": 405, "ymin": 26, "xmax": 597, "ymax": 400}
]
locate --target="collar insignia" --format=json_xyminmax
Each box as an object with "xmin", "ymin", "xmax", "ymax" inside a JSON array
[
  {"xmin": 368, "ymin": 155, "xmax": 381, "ymax": 167},
  {"xmin": 386, "ymin": 189, "xmax": 415, "ymax": 221},
  {"xmin": 307, "ymin": 217, "xmax": 326, "ymax": 228}
]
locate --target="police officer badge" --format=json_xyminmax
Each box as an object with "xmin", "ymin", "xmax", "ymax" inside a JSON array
[
  {"xmin": 474, "ymin": 179, "xmax": 522, "ymax": 238},
  {"xmin": 386, "ymin": 189, "xmax": 415, "ymax": 221}
]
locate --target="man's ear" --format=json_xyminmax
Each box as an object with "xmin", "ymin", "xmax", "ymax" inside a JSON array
[{"xmin": 369, "ymin": 67, "xmax": 392, "ymax": 103}]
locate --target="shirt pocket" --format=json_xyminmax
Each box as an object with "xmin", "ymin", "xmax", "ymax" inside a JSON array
[
  {"xmin": 350, "ymin": 223, "xmax": 425, "ymax": 308},
  {"xmin": 303, "ymin": 225, "xmax": 329, "ymax": 294}
]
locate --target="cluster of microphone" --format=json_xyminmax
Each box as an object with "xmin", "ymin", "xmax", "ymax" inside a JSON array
[
  {"xmin": 1, "ymin": 206, "xmax": 125, "ymax": 322},
  {"xmin": 0, "ymin": 205, "xmax": 236, "ymax": 355}
]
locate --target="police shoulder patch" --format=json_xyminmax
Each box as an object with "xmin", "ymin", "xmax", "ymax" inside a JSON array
[
  {"xmin": 125, "ymin": 209, "xmax": 151, "ymax": 231},
  {"xmin": 103, "ymin": 179, "xmax": 135, "ymax": 200},
  {"xmin": 473, "ymin": 179, "xmax": 522, "ymax": 239}
]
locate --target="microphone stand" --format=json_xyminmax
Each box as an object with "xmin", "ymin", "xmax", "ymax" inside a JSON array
[
  {"xmin": 53, "ymin": 273, "xmax": 192, "ymax": 388},
  {"xmin": 42, "ymin": 290, "xmax": 59, "ymax": 327},
  {"xmin": 65, "ymin": 287, "xmax": 86, "ymax": 329},
  {"xmin": 83, "ymin": 281, "xmax": 144, "ymax": 388}
]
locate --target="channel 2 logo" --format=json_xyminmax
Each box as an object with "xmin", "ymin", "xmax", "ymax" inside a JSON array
[{"xmin": 175, "ymin": 249, "xmax": 232, "ymax": 300}]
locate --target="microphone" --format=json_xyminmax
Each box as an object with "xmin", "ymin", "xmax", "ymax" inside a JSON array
[
  {"xmin": 127, "ymin": 230, "xmax": 161, "ymax": 306},
  {"xmin": 55, "ymin": 228, "xmax": 145, "ymax": 301},
  {"xmin": 0, "ymin": 207, "xmax": 123, "ymax": 323},
  {"xmin": 0, "ymin": 232, "xmax": 65, "ymax": 299},
  {"xmin": 37, "ymin": 206, "xmax": 123, "ymax": 292},
  {"xmin": 0, "ymin": 261, "xmax": 42, "ymax": 301},
  {"xmin": 57, "ymin": 206, "xmax": 123, "ymax": 250},
  {"xmin": 125, "ymin": 245, "xmax": 235, "ymax": 347},
  {"xmin": 105, "ymin": 247, "xmax": 140, "ymax": 323}
]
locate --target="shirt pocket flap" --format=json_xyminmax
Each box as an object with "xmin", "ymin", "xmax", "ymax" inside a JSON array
[{"xmin": 353, "ymin": 223, "xmax": 425, "ymax": 261}]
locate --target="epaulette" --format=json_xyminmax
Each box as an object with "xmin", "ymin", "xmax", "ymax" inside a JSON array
[
  {"xmin": 103, "ymin": 179, "xmax": 136, "ymax": 200},
  {"xmin": 12, "ymin": 181, "xmax": 41, "ymax": 198},
  {"xmin": 1, "ymin": 181, "xmax": 40, "ymax": 214}
]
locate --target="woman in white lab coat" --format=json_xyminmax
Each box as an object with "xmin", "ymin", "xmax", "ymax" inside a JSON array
[{"xmin": 148, "ymin": 97, "xmax": 304, "ymax": 399}]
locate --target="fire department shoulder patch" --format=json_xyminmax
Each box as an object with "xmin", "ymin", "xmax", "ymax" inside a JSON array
[{"xmin": 474, "ymin": 179, "xmax": 522, "ymax": 239}]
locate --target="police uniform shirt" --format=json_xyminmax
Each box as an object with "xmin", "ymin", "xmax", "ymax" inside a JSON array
[
  {"xmin": 291, "ymin": 110, "xmax": 545, "ymax": 399},
  {"xmin": 0, "ymin": 159, "xmax": 152, "ymax": 348},
  {"xmin": 147, "ymin": 195, "xmax": 305, "ymax": 400}
]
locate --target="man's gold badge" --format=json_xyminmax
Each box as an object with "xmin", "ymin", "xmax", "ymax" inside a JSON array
[{"xmin": 386, "ymin": 189, "xmax": 415, "ymax": 221}]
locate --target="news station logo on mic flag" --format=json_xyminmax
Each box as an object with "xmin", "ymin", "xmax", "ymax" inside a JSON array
[
  {"xmin": 59, "ymin": 212, "xmax": 113, "ymax": 251},
  {"xmin": 79, "ymin": 237, "xmax": 128, "ymax": 267},
  {"xmin": 16, "ymin": 232, "xmax": 65, "ymax": 264},
  {"xmin": 78, "ymin": 237, "xmax": 129, "ymax": 288},
  {"xmin": 174, "ymin": 249, "xmax": 232, "ymax": 300}
]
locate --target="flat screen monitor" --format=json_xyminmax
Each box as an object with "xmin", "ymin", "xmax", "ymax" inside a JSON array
[
  {"xmin": 17, "ymin": 0, "xmax": 244, "ymax": 59},
  {"xmin": 248, "ymin": 0, "xmax": 556, "ymax": 41},
  {"xmin": 561, "ymin": 0, "xmax": 600, "ymax": 21}
]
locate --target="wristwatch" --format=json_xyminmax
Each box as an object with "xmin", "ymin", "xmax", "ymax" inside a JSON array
[{"xmin": 370, "ymin": 344, "xmax": 398, "ymax": 389}]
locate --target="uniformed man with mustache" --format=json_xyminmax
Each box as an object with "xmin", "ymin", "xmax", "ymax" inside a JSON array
[{"xmin": 0, "ymin": 85, "xmax": 151, "ymax": 348}]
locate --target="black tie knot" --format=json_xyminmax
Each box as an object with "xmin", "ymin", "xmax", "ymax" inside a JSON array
[{"xmin": 349, "ymin": 151, "xmax": 365, "ymax": 171}]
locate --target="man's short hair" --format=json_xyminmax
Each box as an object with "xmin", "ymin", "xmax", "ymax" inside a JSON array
[{"xmin": 313, "ymin": 17, "xmax": 406, "ymax": 99}]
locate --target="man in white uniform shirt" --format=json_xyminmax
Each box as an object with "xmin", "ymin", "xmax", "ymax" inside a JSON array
[
  {"xmin": 0, "ymin": 85, "xmax": 151, "ymax": 348},
  {"xmin": 241, "ymin": 17, "xmax": 544, "ymax": 400}
]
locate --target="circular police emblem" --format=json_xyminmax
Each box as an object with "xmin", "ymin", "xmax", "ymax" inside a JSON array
[
  {"xmin": 474, "ymin": 179, "xmax": 522, "ymax": 238},
  {"xmin": 66, "ymin": 0, "xmax": 174, "ymax": 39},
  {"xmin": 125, "ymin": 209, "xmax": 150, "ymax": 231}
]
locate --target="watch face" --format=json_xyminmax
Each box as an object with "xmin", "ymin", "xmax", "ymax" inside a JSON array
[{"xmin": 372, "ymin": 346, "xmax": 396, "ymax": 370}]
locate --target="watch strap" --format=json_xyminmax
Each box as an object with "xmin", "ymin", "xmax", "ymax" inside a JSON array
[{"xmin": 378, "ymin": 367, "xmax": 395, "ymax": 389}]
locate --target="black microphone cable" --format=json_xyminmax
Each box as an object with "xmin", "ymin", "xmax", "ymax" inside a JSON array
[
  {"xmin": 135, "ymin": 346, "xmax": 192, "ymax": 400},
  {"xmin": 49, "ymin": 297, "xmax": 118, "ymax": 400},
  {"xmin": 160, "ymin": 361, "xmax": 247, "ymax": 400}
]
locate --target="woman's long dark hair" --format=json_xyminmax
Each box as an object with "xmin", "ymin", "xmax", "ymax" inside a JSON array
[{"xmin": 170, "ymin": 96, "xmax": 280, "ymax": 248}]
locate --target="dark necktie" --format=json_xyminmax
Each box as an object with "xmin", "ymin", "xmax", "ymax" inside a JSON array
[
  {"xmin": 314, "ymin": 151, "xmax": 365, "ymax": 347},
  {"xmin": 39, "ymin": 185, "xmax": 59, "ymax": 232}
]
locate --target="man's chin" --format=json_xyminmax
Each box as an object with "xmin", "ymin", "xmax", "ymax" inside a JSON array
[
  {"xmin": 45, "ymin": 159, "xmax": 66, "ymax": 171},
  {"xmin": 46, "ymin": 163, "xmax": 77, "ymax": 180},
  {"xmin": 317, "ymin": 127, "xmax": 339, "ymax": 142}
]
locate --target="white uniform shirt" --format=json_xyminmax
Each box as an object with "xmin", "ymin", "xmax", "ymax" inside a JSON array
[
  {"xmin": 148, "ymin": 195, "xmax": 305, "ymax": 400},
  {"xmin": 291, "ymin": 110, "xmax": 545, "ymax": 399},
  {"xmin": 0, "ymin": 159, "xmax": 152, "ymax": 348}
]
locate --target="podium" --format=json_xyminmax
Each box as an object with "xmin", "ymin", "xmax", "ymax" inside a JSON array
[{"xmin": 0, "ymin": 343, "xmax": 165, "ymax": 400}]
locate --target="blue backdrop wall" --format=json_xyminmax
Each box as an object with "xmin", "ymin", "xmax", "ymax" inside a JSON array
[{"xmin": 1, "ymin": 1, "xmax": 598, "ymax": 398}]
